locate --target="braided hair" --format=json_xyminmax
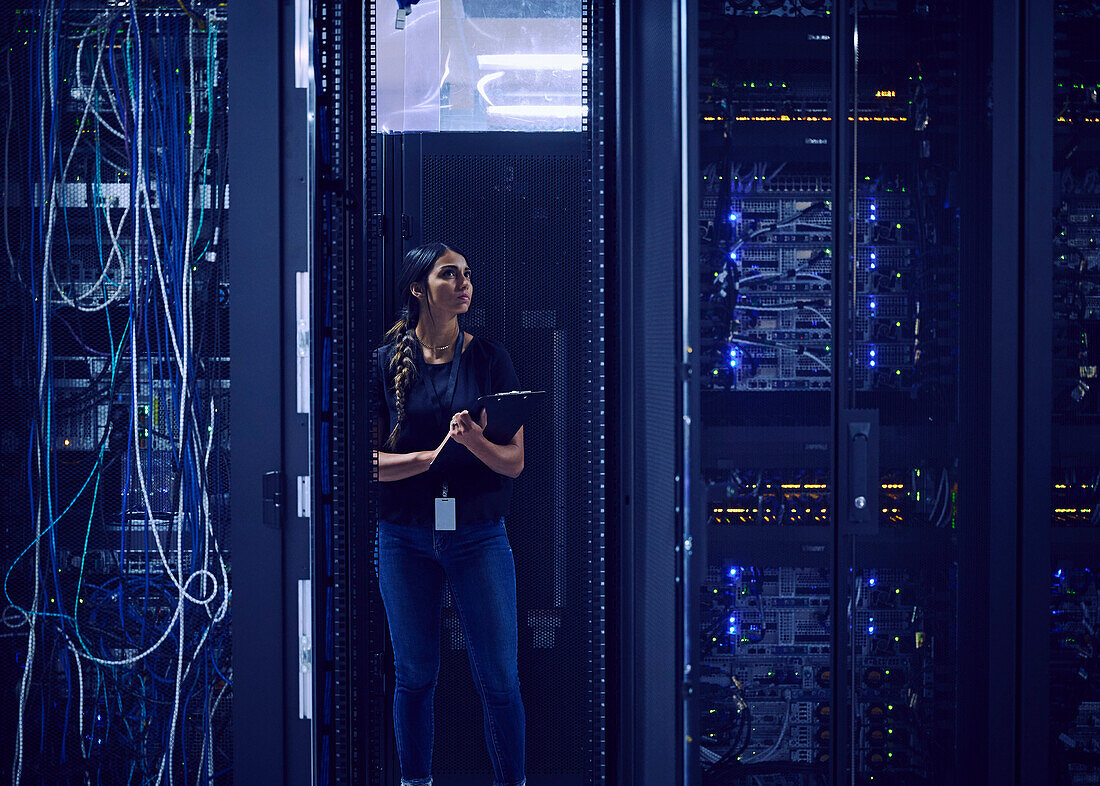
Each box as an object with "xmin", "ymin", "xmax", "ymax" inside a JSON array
[{"xmin": 381, "ymin": 241, "xmax": 461, "ymax": 450}]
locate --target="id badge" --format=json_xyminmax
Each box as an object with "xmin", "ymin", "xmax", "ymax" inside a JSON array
[{"xmin": 435, "ymin": 497, "xmax": 457, "ymax": 531}]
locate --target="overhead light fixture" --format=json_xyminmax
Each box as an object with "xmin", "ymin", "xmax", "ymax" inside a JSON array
[
  {"xmin": 486, "ymin": 105, "xmax": 588, "ymax": 118},
  {"xmin": 476, "ymin": 54, "xmax": 587, "ymax": 71}
]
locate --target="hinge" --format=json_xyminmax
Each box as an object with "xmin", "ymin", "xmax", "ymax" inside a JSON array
[
  {"xmin": 296, "ymin": 272, "xmax": 310, "ymax": 414},
  {"xmin": 297, "ymin": 475, "xmax": 311, "ymax": 518},
  {"xmin": 298, "ymin": 579, "xmax": 313, "ymax": 719}
]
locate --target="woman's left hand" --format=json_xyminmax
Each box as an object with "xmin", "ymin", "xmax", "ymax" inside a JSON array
[{"xmin": 449, "ymin": 408, "xmax": 488, "ymax": 447}]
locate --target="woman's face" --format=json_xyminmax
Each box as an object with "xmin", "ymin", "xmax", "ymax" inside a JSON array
[{"xmin": 414, "ymin": 249, "xmax": 472, "ymax": 315}]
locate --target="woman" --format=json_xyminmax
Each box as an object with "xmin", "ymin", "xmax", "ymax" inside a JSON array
[{"xmin": 372, "ymin": 241, "xmax": 526, "ymax": 786}]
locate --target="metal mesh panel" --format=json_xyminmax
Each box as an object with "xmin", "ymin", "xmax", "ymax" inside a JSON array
[
  {"xmin": 0, "ymin": 5, "xmax": 232, "ymax": 783},
  {"xmin": 362, "ymin": 3, "xmax": 609, "ymax": 782},
  {"xmin": 413, "ymin": 139, "xmax": 603, "ymax": 782}
]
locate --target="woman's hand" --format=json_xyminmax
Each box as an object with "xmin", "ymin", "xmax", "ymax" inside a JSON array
[{"xmin": 448, "ymin": 408, "xmax": 488, "ymax": 447}]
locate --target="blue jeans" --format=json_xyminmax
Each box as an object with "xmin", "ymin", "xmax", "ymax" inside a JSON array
[{"xmin": 377, "ymin": 515, "xmax": 526, "ymax": 786}]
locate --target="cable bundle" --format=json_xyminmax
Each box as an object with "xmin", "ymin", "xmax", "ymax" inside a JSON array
[{"xmin": 2, "ymin": 4, "xmax": 230, "ymax": 784}]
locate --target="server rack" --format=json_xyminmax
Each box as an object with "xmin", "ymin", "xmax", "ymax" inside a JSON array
[
  {"xmin": 1047, "ymin": 2, "xmax": 1100, "ymax": 785},
  {"xmin": 692, "ymin": 1, "xmax": 988, "ymax": 783}
]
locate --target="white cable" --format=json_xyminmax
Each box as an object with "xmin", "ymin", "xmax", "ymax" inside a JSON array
[
  {"xmin": 804, "ymin": 306, "xmax": 832, "ymax": 327},
  {"xmin": 195, "ymin": 396, "xmax": 229, "ymax": 623},
  {"xmin": 49, "ymin": 28, "xmax": 130, "ymax": 311},
  {"xmin": 728, "ymin": 336, "xmax": 831, "ymax": 372},
  {"xmin": 738, "ymin": 695, "xmax": 791, "ymax": 763},
  {"xmin": 15, "ymin": 14, "xmax": 230, "ymax": 785},
  {"xmin": 74, "ymin": 19, "xmax": 126, "ymax": 141},
  {"xmin": 63, "ymin": 636, "xmax": 91, "ymax": 783},
  {"xmin": 736, "ymin": 303, "xmax": 825, "ymax": 312},
  {"xmin": 42, "ymin": 25, "xmax": 128, "ymax": 310},
  {"xmin": 157, "ymin": 577, "xmax": 185, "ymax": 786},
  {"xmin": 15, "ymin": 7, "xmax": 57, "ymax": 780},
  {"xmin": 157, "ymin": 26, "xmax": 201, "ymax": 784},
  {"xmin": 935, "ymin": 469, "xmax": 951, "ymax": 527},
  {"xmin": 4, "ymin": 49, "xmax": 26, "ymax": 288},
  {"xmin": 195, "ymin": 679, "xmax": 230, "ymax": 786},
  {"xmin": 124, "ymin": 12, "xmax": 209, "ymax": 607},
  {"xmin": 737, "ymin": 271, "xmax": 830, "ymax": 287},
  {"xmin": 72, "ymin": 572, "xmax": 216, "ymax": 668}
]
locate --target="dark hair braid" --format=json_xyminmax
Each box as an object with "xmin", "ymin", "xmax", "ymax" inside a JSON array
[{"xmin": 382, "ymin": 308, "xmax": 420, "ymax": 450}]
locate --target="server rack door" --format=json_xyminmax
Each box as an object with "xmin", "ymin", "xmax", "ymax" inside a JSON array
[
  {"xmin": 838, "ymin": 2, "xmax": 986, "ymax": 784},
  {"xmin": 1048, "ymin": 2, "xmax": 1100, "ymax": 785},
  {"xmin": 696, "ymin": 4, "xmax": 837, "ymax": 784},
  {"xmin": 694, "ymin": 1, "xmax": 990, "ymax": 784}
]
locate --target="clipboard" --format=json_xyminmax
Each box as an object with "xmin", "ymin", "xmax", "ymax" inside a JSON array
[{"xmin": 432, "ymin": 390, "xmax": 547, "ymax": 472}]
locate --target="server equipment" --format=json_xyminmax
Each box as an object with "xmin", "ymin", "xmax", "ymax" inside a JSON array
[
  {"xmin": 0, "ymin": 5, "xmax": 232, "ymax": 783},
  {"xmin": 696, "ymin": 1, "xmax": 964, "ymax": 782},
  {"xmin": 1051, "ymin": 5, "xmax": 1100, "ymax": 784}
]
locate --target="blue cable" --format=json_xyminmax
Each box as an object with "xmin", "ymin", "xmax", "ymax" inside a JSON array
[{"xmin": 17, "ymin": 14, "xmax": 232, "ymax": 777}]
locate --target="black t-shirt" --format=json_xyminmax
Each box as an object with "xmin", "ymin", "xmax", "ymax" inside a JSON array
[{"xmin": 372, "ymin": 334, "xmax": 522, "ymax": 526}]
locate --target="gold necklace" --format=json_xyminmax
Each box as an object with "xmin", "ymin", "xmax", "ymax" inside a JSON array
[{"xmin": 414, "ymin": 326, "xmax": 460, "ymax": 352}]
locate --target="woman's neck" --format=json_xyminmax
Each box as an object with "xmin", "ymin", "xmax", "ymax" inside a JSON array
[{"xmin": 415, "ymin": 319, "xmax": 460, "ymax": 348}]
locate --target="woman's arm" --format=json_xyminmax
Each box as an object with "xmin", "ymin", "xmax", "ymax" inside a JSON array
[
  {"xmin": 460, "ymin": 425, "xmax": 525, "ymax": 479},
  {"xmin": 373, "ymin": 449, "xmax": 434, "ymax": 482}
]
